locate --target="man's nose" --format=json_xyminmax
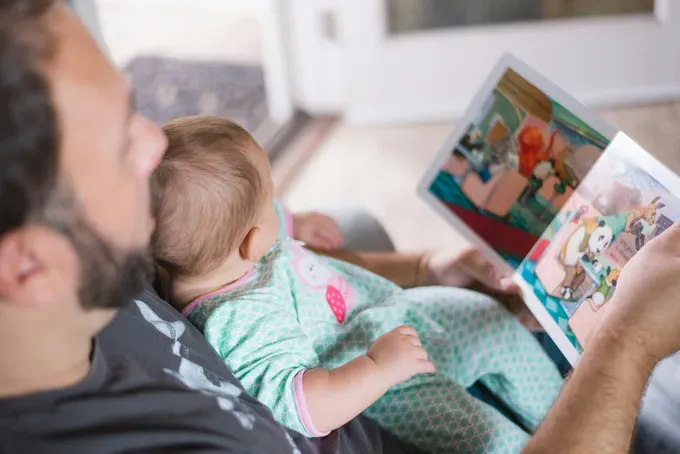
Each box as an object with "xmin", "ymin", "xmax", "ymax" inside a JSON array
[{"xmin": 136, "ymin": 115, "xmax": 168, "ymax": 177}]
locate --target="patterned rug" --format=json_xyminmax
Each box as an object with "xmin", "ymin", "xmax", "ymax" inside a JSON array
[{"xmin": 124, "ymin": 56, "xmax": 269, "ymax": 133}]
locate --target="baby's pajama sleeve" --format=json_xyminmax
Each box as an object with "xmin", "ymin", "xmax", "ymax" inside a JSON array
[{"xmin": 201, "ymin": 293, "xmax": 327, "ymax": 437}]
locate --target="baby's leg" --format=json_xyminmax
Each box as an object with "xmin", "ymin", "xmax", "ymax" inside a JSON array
[
  {"xmin": 365, "ymin": 375, "xmax": 530, "ymax": 454},
  {"xmin": 412, "ymin": 287, "xmax": 564, "ymax": 432}
]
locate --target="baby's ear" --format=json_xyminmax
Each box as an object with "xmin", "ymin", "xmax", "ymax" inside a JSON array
[{"xmin": 239, "ymin": 226, "xmax": 264, "ymax": 263}]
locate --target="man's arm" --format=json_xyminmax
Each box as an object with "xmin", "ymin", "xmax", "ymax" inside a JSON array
[
  {"xmin": 310, "ymin": 248, "xmax": 427, "ymax": 288},
  {"xmin": 524, "ymin": 328, "xmax": 656, "ymax": 453},
  {"xmin": 526, "ymin": 223, "xmax": 680, "ymax": 453}
]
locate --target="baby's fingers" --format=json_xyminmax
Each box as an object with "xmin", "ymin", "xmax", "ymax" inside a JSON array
[
  {"xmin": 412, "ymin": 344, "xmax": 429, "ymax": 361},
  {"xmin": 407, "ymin": 335, "xmax": 423, "ymax": 348},
  {"xmin": 396, "ymin": 325, "xmax": 418, "ymax": 337},
  {"xmin": 413, "ymin": 358, "xmax": 436, "ymax": 375}
]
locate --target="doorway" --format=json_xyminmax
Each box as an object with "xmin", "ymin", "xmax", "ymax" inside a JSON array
[{"xmin": 73, "ymin": 0, "xmax": 302, "ymax": 162}]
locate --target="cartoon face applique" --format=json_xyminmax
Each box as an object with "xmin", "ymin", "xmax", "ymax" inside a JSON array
[
  {"xmin": 296, "ymin": 252, "xmax": 333, "ymax": 289},
  {"xmin": 291, "ymin": 242, "xmax": 356, "ymax": 323}
]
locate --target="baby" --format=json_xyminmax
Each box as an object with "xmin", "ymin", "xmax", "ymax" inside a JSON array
[{"xmin": 152, "ymin": 115, "xmax": 563, "ymax": 454}]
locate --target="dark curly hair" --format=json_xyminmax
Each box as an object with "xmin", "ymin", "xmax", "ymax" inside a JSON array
[{"xmin": 0, "ymin": 0, "xmax": 58, "ymax": 237}]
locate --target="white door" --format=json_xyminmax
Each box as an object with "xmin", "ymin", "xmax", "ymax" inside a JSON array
[{"xmin": 336, "ymin": 0, "xmax": 680, "ymax": 125}]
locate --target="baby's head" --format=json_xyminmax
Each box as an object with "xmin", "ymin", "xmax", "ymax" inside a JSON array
[{"xmin": 152, "ymin": 115, "xmax": 279, "ymax": 282}]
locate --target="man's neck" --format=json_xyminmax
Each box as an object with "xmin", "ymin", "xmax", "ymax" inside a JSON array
[{"xmin": 0, "ymin": 312, "xmax": 93, "ymax": 398}]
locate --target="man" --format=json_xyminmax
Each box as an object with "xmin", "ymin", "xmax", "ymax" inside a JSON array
[{"xmin": 0, "ymin": 2, "xmax": 679, "ymax": 453}]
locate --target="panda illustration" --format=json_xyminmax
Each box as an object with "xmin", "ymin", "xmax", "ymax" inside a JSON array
[{"xmin": 557, "ymin": 218, "xmax": 614, "ymax": 300}]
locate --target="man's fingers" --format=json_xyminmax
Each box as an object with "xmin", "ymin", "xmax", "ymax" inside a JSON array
[
  {"xmin": 311, "ymin": 232, "xmax": 335, "ymax": 250},
  {"xmin": 499, "ymin": 277, "xmax": 521, "ymax": 294},
  {"xmin": 518, "ymin": 313, "xmax": 543, "ymax": 331},
  {"xmin": 468, "ymin": 253, "xmax": 516, "ymax": 294},
  {"xmin": 317, "ymin": 227, "xmax": 342, "ymax": 249},
  {"xmin": 318, "ymin": 219, "xmax": 343, "ymax": 248}
]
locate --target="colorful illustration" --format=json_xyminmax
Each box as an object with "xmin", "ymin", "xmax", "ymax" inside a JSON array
[
  {"xmin": 518, "ymin": 152, "xmax": 680, "ymax": 350},
  {"xmin": 428, "ymin": 68, "xmax": 610, "ymax": 266}
]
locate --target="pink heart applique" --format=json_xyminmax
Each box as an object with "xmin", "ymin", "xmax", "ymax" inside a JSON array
[{"xmin": 325, "ymin": 285, "xmax": 347, "ymax": 323}]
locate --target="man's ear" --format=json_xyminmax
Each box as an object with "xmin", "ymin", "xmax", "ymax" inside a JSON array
[
  {"xmin": 239, "ymin": 226, "xmax": 264, "ymax": 263},
  {"xmin": 0, "ymin": 227, "xmax": 77, "ymax": 308}
]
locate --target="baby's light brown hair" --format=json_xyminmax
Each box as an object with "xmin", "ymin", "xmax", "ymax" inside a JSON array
[{"xmin": 152, "ymin": 115, "xmax": 264, "ymax": 277}]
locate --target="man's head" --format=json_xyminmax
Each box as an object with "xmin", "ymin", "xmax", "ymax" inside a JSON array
[
  {"xmin": 152, "ymin": 115, "xmax": 278, "ymax": 283},
  {"xmin": 0, "ymin": 2, "xmax": 166, "ymax": 336}
]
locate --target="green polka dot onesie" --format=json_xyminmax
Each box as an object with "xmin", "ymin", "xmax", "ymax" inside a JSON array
[{"xmin": 183, "ymin": 202, "xmax": 563, "ymax": 453}]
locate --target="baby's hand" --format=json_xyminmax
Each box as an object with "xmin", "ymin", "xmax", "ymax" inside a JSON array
[
  {"xmin": 367, "ymin": 326, "xmax": 436, "ymax": 386},
  {"xmin": 293, "ymin": 212, "xmax": 343, "ymax": 250}
]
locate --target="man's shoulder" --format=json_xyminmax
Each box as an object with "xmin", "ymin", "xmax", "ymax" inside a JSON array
[
  {"xmin": 0, "ymin": 289, "xmax": 299, "ymax": 453},
  {"xmin": 100, "ymin": 289, "xmax": 243, "ymax": 387}
]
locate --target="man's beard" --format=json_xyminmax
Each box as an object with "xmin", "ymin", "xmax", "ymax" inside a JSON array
[
  {"xmin": 42, "ymin": 185, "xmax": 153, "ymax": 310},
  {"xmin": 73, "ymin": 221, "xmax": 152, "ymax": 310}
]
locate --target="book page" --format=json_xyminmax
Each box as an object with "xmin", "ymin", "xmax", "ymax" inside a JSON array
[
  {"xmin": 419, "ymin": 54, "xmax": 615, "ymax": 272},
  {"xmin": 516, "ymin": 133, "xmax": 680, "ymax": 366}
]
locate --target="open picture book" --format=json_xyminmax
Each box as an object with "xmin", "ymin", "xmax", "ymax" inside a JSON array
[{"xmin": 418, "ymin": 54, "xmax": 680, "ymax": 367}]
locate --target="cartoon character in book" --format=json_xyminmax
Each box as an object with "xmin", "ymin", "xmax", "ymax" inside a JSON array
[
  {"xmin": 557, "ymin": 197, "xmax": 665, "ymax": 299},
  {"xmin": 519, "ymin": 159, "xmax": 556, "ymax": 204},
  {"xmin": 586, "ymin": 266, "xmax": 619, "ymax": 311},
  {"xmin": 487, "ymin": 136, "xmax": 519, "ymax": 177},
  {"xmin": 517, "ymin": 126, "xmax": 548, "ymax": 179},
  {"xmin": 556, "ymin": 217, "xmax": 615, "ymax": 300},
  {"xmin": 458, "ymin": 129, "xmax": 495, "ymax": 181},
  {"xmin": 517, "ymin": 128, "xmax": 562, "ymax": 179},
  {"xmin": 612, "ymin": 196, "xmax": 663, "ymax": 235},
  {"xmin": 459, "ymin": 128, "xmax": 485, "ymax": 153},
  {"xmin": 624, "ymin": 196, "xmax": 665, "ymax": 250},
  {"xmin": 571, "ymin": 206, "xmax": 589, "ymax": 223},
  {"xmin": 593, "ymin": 183, "xmax": 642, "ymax": 217}
]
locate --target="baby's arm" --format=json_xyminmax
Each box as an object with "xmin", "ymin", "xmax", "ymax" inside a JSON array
[
  {"xmin": 310, "ymin": 248, "xmax": 427, "ymax": 288},
  {"xmin": 203, "ymin": 293, "xmax": 433, "ymax": 436},
  {"xmin": 302, "ymin": 326, "xmax": 435, "ymax": 433}
]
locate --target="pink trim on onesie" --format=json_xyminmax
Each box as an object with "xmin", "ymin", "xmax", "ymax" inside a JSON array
[
  {"xmin": 181, "ymin": 268, "xmax": 255, "ymax": 317},
  {"xmin": 293, "ymin": 370, "xmax": 330, "ymax": 437}
]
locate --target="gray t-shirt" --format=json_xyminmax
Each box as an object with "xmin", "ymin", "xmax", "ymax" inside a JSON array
[{"xmin": 0, "ymin": 289, "xmax": 423, "ymax": 454}]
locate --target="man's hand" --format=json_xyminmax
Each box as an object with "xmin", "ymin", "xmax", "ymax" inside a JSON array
[
  {"xmin": 292, "ymin": 212, "xmax": 343, "ymax": 251},
  {"xmin": 524, "ymin": 225, "xmax": 680, "ymax": 454},
  {"xmin": 422, "ymin": 247, "xmax": 518, "ymax": 292},
  {"xmin": 367, "ymin": 326, "xmax": 436, "ymax": 386},
  {"xmin": 422, "ymin": 247, "xmax": 542, "ymax": 330},
  {"xmin": 600, "ymin": 222, "xmax": 680, "ymax": 363}
]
